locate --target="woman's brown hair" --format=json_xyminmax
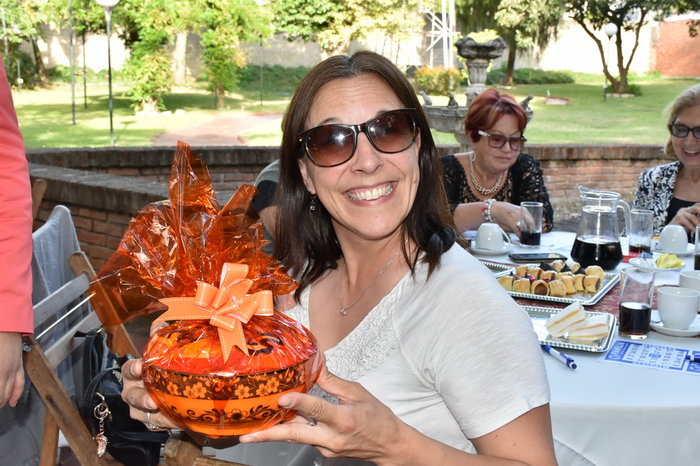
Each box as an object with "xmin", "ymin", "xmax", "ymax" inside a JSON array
[{"xmin": 272, "ymin": 51, "xmax": 458, "ymax": 299}]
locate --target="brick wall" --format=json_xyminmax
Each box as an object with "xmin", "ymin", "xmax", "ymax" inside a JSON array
[{"xmin": 29, "ymin": 144, "xmax": 672, "ymax": 270}]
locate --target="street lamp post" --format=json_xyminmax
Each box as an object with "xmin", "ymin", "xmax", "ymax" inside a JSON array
[
  {"xmin": 603, "ymin": 22, "xmax": 617, "ymax": 102},
  {"xmin": 95, "ymin": 0, "xmax": 120, "ymax": 146}
]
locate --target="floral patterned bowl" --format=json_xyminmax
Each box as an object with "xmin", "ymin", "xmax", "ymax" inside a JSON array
[{"xmin": 142, "ymin": 315, "xmax": 321, "ymax": 438}]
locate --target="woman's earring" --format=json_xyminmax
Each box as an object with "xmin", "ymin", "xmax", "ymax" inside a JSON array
[
  {"xmin": 469, "ymin": 151, "xmax": 476, "ymax": 162},
  {"xmin": 309, "ymin": 194, "xmax": 317, "ymax": 212}
]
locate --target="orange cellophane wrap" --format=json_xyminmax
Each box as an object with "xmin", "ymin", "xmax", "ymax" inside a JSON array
[
  {"xmin": 90, "ymin": 142, "xmax": 321, "ymax": 438},
  {"xmin": 90, "ymin": 141, "xmax": 297, "ymax": 326}
]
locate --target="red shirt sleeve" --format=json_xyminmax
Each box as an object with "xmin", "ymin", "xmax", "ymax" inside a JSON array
[{"xmin": 0, "ymin": 57, "xmax": 33, "ymax": 334}]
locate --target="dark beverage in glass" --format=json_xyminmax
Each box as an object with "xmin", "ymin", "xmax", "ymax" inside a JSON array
[
  {"xmin": 695, "ymin": 254, "xmax": 700, "ymax": 271},
  {"xmin": 570, "ymin": 236, "xmax": 623, "ymax": 270},
  {"xmin": 520, "ymin": 231, "xmax": 541, "ymax": 246},
  {"xmin": 619, "ymin": 301, "xmax": 651, "ymax": 339},
  {"xmin": 629, "ymin": 243, "xmax": 651, "ymax": 256}
]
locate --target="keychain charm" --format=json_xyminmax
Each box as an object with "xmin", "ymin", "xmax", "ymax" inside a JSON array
[{"xmin": 93, "ymin": 393, "xmax": 111, "ymax": 457}]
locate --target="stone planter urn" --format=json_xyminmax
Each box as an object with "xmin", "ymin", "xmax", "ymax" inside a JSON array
[{"xmin": 454, "ymin": 36, "xmax": 507, "ymax": 103}]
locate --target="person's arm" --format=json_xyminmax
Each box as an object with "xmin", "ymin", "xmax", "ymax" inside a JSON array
[
  {"xmin": 239, "ymin": 368, "xmax": 557, "ymax": 466},
  {"xmin": 668, "ymin": 202, "xmax": 700, "ymax": 233},
  {"xmin": 516, "ymin": 155, "xmax": 554, "ymax": 233},
  {"xmin": 0, "ymin": 56, "xmax": 33, "ymax": 407}
]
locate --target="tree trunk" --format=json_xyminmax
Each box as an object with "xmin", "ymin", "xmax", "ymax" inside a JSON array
[
  {"xmin": 215, "ymin": 84, "xmax": 226, "ymax": 109},
  {"xmin": 503, "ymin": 36, "xmax": 517, "ymax": 87},
  {"xmin": 173, "ymin": 31, "xmax": 187, "ymax": 85},
  {"xmin": 31, "ymin": 38, "xmax": 48, "ymax": 86}
]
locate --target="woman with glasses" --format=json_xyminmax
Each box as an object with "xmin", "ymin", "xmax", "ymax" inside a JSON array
[
  {"xmin": 633, "ymin": 83, "xmax": 700, "ymax": 236},
  {"xmin": 122, "ymin": 51, "xmax": 556, "ymax": 465},
  {"xmin": 442, "ymin": 88, "xmax": 553, "ymax": 235}
]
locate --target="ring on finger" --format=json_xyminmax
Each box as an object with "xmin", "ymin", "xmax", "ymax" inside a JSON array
[
  {"xmin": 145, "ymin": 412, "xmax": 168, "ymax": 432},
  {"xmin": 307, "ymin": 418, "xmax": 318, "ymax": 427}
]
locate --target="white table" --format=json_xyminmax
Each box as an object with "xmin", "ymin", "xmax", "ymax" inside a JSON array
[{"xmin": 471, "ymin": 230, "xmax": 700, "ymax": 466}]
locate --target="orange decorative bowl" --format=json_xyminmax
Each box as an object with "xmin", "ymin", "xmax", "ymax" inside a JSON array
[{"xmin": 142, "ymin": 314, "xmax": 321, "ymax": 438}]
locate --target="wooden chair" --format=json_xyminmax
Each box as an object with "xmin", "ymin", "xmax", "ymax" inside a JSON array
[
  {"xmin": 31, "ymin": 178, "xmax": 47, "ymax": 222},
  {"xmin": 23, "ymin": 251, "xmax": 137, "ymax": 466}
]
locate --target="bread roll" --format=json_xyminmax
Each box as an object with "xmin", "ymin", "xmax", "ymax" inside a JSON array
[
  {"xmin": 513, "ymin": 278, "xmax": 531, "ymax": 293},
  {"xmin": 572, "ymin": 274, "xmax": 585, "ymax": 292},
  {"xmin": 551, "ymin": 259, "xmax": 566, "ymax": 272},
  {"xmin": 545, "ymin": 302, "xmax": 586, "ymax": 337},
  {"xmin": 584, "ymin": 275, "xmax": 601, "ymax": 293},
  {"xmin": 498, "ymin": 275, "xmax": 514, "ymax": 291},
  {"xmin": 555, "ymin": 271, "xmax": 573, "ymax": 280},
  {"xmin": 515, "ymin": 265, "xmax": 529, "ymax": 278},
  {"xmin": 548, "ymin": 279, "xmax": 567, "ymax": 297},
  {"xmin": 567, "ymin": 261, "xmax": 581, "ymax": 274},
  {"xmin": 585, "ymin": 265, "xmax": 606, "ymax": 279},
  {"xmin": 561, "ymin": 276, "xmax": 576, "ymax": 294},
  {"xmin": 531, "ymin": 279, "xmax": 549, "ymax": 295},
  {"xmin": 540, "ymin": 270, "xmax": 556, "ymax": 281},
  {"xmin": 528, "ymin": 267, "xmax": 543, "ymax": 280}
]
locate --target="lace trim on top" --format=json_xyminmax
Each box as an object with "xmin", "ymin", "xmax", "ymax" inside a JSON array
[{"xmin": 286, "ymin": 271, "xmax": 413, "ymax": 382}]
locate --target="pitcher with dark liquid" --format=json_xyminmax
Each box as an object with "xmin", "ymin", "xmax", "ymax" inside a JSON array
[{"xmin": 571, "ymin": 187, "xmax": 630, "ymax": 270}]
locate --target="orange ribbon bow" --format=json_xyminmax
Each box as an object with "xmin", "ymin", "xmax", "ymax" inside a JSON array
[{"xmin": 155, "ymin": 263, "xmax": 274, "ymax": 361}]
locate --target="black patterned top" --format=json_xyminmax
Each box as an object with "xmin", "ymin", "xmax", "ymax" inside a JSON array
[
  {"xmin": 441, "ymin": 153, "xmax": 554, "ymax": 233},
  {"xmin": 633, "ymin": 161, "xmax": 689, "ymax": 234}
]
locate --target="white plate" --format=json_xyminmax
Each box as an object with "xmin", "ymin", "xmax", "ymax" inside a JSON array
[
  {"xmin": 469, "ymin": 243, "xmax": 513, "ymax": 256},
  {"xmin": 652, "ymin": 243, "xmax": 694, "ymax": 256},
  {"xmin": 650, "ymin": 310, "xmax": 700, "ymax": 337},
  {"xmin": 629, "ymin": 257, "xmax": 685, "ymax": 272}
]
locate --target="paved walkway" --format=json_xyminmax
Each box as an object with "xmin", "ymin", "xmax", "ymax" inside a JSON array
[{"xmin": 150, "ymin": 112, "xmax": 283, "ymax": 146}]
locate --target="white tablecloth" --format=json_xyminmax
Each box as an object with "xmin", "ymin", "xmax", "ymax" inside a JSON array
[{"xmin": 471, "ymin": 230, "xmax": 700, "ymax": 466}]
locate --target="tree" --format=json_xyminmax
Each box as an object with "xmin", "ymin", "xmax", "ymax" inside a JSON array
[
  {"xmin": 455, "ymin": 0, "xmax": 564, "ymax": 87},
  {"xmin": 272, "ymin": 0, "xmax": 427, "ymax": 56},
  {"xmin": 194, "ymin": 0, "xmax": 272, "ymax": 109},
  {"xmin": 564, "ymin": 0, "xmax": 700, "ymax": 94}
]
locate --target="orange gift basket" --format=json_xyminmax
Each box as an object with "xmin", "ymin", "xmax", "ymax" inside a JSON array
[{"xmin": 90, "ymin": 142, "xmax": 321, "ymax": 439}]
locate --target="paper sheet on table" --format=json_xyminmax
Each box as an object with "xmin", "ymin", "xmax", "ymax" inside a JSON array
[{"xmin": 603, "ymin": 340, "xmax": 700, "ymax": 374}]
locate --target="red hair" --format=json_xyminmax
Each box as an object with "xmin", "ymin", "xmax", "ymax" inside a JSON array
[{"xmin": 464, "ymin": 88, "xmax": 528, "ymax": 141}]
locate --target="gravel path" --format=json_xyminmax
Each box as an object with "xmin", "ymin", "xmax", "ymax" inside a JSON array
[{"xmin": 150, "ymin": 112, "xmax": 283, "ymax": 146}]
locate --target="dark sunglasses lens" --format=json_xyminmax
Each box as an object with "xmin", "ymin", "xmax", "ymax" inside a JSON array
[
  {"xmin": 306, "ymin": 125, "xmax": 355, "ymax": 166},
  {"xmin": 671, "ymin": 124, "xmax": 689, "ymax": 138},
  {"xmin": 488, "ymin": 134, "xmax": 507, "ymax": 148},
  {"xmin": 368, "ymin": 111, "xmax": 416, "ymax": 153}
]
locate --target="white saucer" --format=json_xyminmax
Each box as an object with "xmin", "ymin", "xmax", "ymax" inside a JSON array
[
  {"xmin": 629, "ymin": 257, "xmax": 685, "ymax": 272},
  {"xmin": 469, "ymin": 243, "xmax": 513, "ymax": 256},
  {"xmin": 650, "ymin": 310, "xmax": 700, "ymax": 337},
  {"xmin": 652, "ymin": 243, "xmax": 694, "ymax": 256}
]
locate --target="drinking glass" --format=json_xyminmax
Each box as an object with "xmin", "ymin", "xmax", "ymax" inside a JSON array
[
  {"xmin": 519, "ymin": 201, "xmax": 543, "ymax": 247},
  {"xmin": 628, "ymin": 209, "xmax": 653, "ymax": 256},
  {"xmin": 695, "ymin": 224, "xmax": 700, "ymax": 271},
  {"xmin": 618, "ymin": 266, "xmax": 655, "ymax": 340}
]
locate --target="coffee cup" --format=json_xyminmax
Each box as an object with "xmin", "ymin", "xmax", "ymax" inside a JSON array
[
  {"xmin": 659, "ymin": 224, "xmax": 688, "ymax": 254},
  {"xmin": 657, "ymin": 286, "xmax": 700, "ymax": 330},
  {"xmin": 680, "ymin": 271, "xmax": 700, "ymax": 311},
  {"xmin": 476, "ymin": 223, "xmax": 511, "ymax": 252}
]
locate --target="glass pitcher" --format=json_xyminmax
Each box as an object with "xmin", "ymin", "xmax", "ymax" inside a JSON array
[{"xmin": 570, "ymin": 186, "xmax": 630, "ymax": 270}]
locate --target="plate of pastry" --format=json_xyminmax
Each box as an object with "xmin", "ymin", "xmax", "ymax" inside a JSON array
[
  {"xmin": 497, "ymin": 259, "xmax": 620, "ymax": 306},
  {"xmin": 525, "ymin": 303, "xmax": 616, "ymax": 352}
]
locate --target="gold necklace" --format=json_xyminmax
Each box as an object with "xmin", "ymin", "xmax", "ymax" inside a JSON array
[
  {"xmin": 469, "ymin": 156, "xmax": 503, "ymax": 196},
  {"xmin": 338, "ymin": 249, "xmax": 401, "ymax": 316}
]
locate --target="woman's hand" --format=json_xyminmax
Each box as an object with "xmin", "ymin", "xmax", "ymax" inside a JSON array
[
  {"xmin": 670, "ymin": 203, "xmax": 700, "ymax": 233},
  {"xmin": 239, "ymin": 367, "xmax": 410, "ymax": 463},
  {"xmin": 0, "ymin": 332, "xmax": 24, "ymax": 408},
  {"xmin": 490, "ymin": 201, "xmax": 523, "ymax": 234},
  {"xmin": 121, "ymin": 358, "xmax": 180, "ymax": 430}
]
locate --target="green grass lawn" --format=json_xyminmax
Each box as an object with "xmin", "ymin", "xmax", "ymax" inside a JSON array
[{"xmin": 13, "ymin": 76, "xmax": 700, "ymax": 148}]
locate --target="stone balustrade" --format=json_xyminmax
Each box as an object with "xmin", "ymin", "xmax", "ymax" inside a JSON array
[{"xmin": 28, "ymin": 144, "xmax": 672, "ymax": 270}]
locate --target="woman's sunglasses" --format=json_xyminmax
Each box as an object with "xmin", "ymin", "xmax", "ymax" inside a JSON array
[
  {"xmin": 477, "ymin": 130, "xmax": 527, "ymax": 151},
  {"xmin": 669, "ymin": 123, "xmax": 700, "ymax": 139},
  {"xmin": 298, "ymin": 108, "xmax": 418, "ymax": 167}
]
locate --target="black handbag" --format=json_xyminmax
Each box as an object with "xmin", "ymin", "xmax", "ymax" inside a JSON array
[{"xmin": 78, "ymin": 330, "xmax": 168, "ymax": 466}]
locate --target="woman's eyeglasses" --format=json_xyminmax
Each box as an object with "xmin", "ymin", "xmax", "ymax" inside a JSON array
[
  {"xmin": 669, "ymin": 123, "xmax": 700, "ymax": 139},
  {"xmin": 298, "ymin": 108, "xmax": 418, "ymax": 167},
  {"xmin": 477, "ymin": 130, "xmax": 526, "ymax": 151}
]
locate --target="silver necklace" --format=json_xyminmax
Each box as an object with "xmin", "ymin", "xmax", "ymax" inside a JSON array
[
  {"xmin": 338, "ymin": 249, "xmax": 401, "ymax": 316},
  {"xmin": 469, "ymin": 156, "xmax": 503, "ymax": 196}
]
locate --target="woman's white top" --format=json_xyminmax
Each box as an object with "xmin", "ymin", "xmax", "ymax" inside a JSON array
[{"xmin": 285, "ymin": 244, "xmax": 550, "ymax": 455}]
